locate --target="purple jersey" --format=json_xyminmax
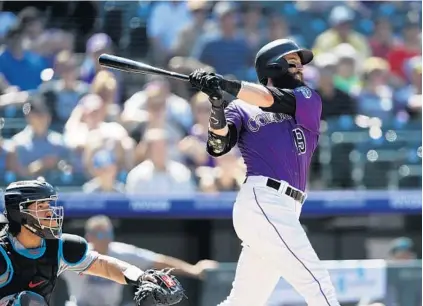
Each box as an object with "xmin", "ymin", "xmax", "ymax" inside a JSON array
[{"xmin": 225, "ymin": 86, "xmax": 321, "ymax": 191}]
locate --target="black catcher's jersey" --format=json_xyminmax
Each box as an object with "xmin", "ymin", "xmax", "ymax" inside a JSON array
[
  {"xmin": 0, "ymin": 232, "xmax": 59, "ymax": 303},
  {"xmin": 0, "ymin": 231, "xmax": 89, "ymax": 305}
]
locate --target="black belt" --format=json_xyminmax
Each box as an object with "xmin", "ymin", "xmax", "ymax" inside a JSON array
[
  {"xmin": 266, "ymin": 178, "xmax": 306, "ymax": 204},
  {"xmin": 243, "ymin": 177, "xmax": 306, "ymax": 204}
]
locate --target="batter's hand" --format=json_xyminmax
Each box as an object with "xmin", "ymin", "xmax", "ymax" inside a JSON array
[
  {"xmin": 201, "ymin": 73, "xmax": 225, "ymax": 89},
  {"xmin": 192, "ymin": 72, "xmax": 242, "ymax": 99},
  {"xmin": 188, "ymin": 69, "xmax": 206, "ymax": 88},
  {"xmin": 189, "ymin": 69, "xmax": 222, "ymax": 100}
]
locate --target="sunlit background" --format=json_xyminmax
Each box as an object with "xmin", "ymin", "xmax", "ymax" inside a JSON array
[{"xmin": 0, "ymin": 1, "xmax": 421, "ymax": 306}]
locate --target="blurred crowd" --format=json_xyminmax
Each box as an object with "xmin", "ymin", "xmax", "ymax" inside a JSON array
[{"xmin": 0, "ymin": 1, "xmax": 421, "ymax": 193}]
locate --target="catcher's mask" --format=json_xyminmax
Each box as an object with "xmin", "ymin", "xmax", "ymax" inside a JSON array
[
  {"xmin": 255, "ymin": 39, "xmax": 313, "ymax": 85},
  {"xmin": 3, "ymin": 178, "xmax": 63, "ymax": 239}
]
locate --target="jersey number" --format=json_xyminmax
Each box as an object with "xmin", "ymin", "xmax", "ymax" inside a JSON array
[{"xmin": 292, "ymin": 128, "xmax": 306, "ymax": 155}]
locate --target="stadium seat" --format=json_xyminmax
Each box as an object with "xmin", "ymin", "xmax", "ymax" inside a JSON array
[
  {"xmin": 137, "ymin": 1, "xmax": 152, "ymax": 20},
  {"xmin": 361, "ymin": 148, "xmax": 401, "ymax": 189},
  {"xmin": 69, "ymin": 173, "xmax": 90, "ymax": 187},
  {"xmin": 311, "ymin": 19, "xmax": 327, "ymax": 34},
  {"xmin": 0, "ymin": 118, "xmax": 26, "ymax": 138},
  {"xmin": 327, "ymin": 142, "xmax": 356, "ymax": 188},
  {"xmin": 353, "ymin": 133, "xmax": 421, "ymax": 189},
  {"xmin": 404, "ymin": 146, "xmax": 422, "ymax": 164},
  {"xmin": 384, "ymin": 120, "xmax": 422, "ymax": 149},
  {"xmin": 320, "ymin": 116, "xmax": 369, "ymax": 189},
  {"xmin": 398, "ymin": 163, "xmax": 422, "ymax": 188},
  {"xmin": 358, "ymin": 19, "xmax": 374, "ymax": 35},
  {"xmin": 326, "ymin": 115, "xmax": 356, "ymax": 131},
  {"xmin": 326, "ymin": 117, "xmax": 369, "ymax": 146},
  {"xmin": 1, "ymin": 106, "xmax": 20, "ymax": 118},
  {"xmin": 378, "ymin": 3, "xmax": 396, "ymax": 17},
  {"xmin": 281, "ymin": 2, "xmax": 298, "ymax": 16}
]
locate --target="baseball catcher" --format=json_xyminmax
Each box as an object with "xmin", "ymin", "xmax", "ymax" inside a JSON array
[{"xmin": 0, "ymin": 178, "xmax": 185, "ymax": 306}]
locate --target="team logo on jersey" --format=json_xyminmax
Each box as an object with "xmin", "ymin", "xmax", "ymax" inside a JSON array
[
  {"xmin": 295, "ymin": 86, "xmax": 312, "ymax": 99},
  {"xmin": 292, "ymin": 128, "xmax": 307, "ymax": 155},
  {"xmin": 247, "ymin": 112, "xmax": 293, "ymax": 132},
  {"xmin": 28, "ymin": 280, "xmax": 46, "ymax": 288}
]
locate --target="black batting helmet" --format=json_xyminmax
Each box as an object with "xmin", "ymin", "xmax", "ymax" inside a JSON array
[
  {"xmin": 255, "ymin": 39, "xmax": 314, "ymax": 85},
  {"xmin": 3, "ymin": 178, "xmax": 63, "ymax": 239}
]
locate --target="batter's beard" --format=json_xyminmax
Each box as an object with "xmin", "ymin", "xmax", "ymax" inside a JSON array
[{"xmin": 271, "ymin": 72, "xmax": 305, "ymax": 89}]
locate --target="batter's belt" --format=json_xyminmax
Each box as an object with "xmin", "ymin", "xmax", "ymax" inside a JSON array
[{"xmin": 244, "ymin": 177, "xmax": 307, "ymax": 204}]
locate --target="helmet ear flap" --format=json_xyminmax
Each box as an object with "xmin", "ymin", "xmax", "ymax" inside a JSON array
[
  {"xmin": 4, "ymin": 192, "xmax": 24, "ymax": 232},
  {"xmin": 268, "ymin": 57, "xmax": 289, "ymax": 69},
  {"xmin": 4, "ymin": 192, "xmax": 23, "ymax": 206},
  {"xmin": 260, "ymin": 57, "xmax": 289, "ymax": 83}
]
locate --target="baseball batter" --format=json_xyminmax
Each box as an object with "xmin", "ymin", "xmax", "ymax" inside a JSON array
[{"xmin": 189, "ymin": 39, "xmax": 340, "ymax": 306}]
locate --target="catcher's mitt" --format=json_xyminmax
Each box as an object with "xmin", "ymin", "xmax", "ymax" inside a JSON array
[{"xmin": 134, "ymin": 269, "xmax": 185, "ymax": 306}]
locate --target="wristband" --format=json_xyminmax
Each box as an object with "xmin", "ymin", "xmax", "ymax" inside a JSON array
[
  {"xmin": 221, "ymin": 79, "xmax": 241, "ymax": 97},
  {"xmin": 123, "ymin": 265, "xmax": 144, "ymax": 286},
  {"xmin": 209, "ymin": 105, "xmax": 227, "ymax": 130}
]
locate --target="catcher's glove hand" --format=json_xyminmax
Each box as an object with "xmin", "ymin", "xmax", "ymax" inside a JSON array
[{"xmin": 134, "ymin": 269, "xmax": 185, "ymax": 306}]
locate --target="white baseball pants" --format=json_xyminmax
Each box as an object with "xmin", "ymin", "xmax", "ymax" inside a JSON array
[{"xmin": 218, "ymin": 176, "xmax": 340, "ymax": 306}]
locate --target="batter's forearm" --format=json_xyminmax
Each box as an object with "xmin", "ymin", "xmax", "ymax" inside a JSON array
[
  {"xmin": 84, "ymin": 254, "xmax": 144, "ymax": 285},
  {"xmin": 221, "ymin": 79, "xmax": 274, "ymax": 108},
  {"xmin": 208, "ymin": 101, "xmax": 228, "ymax": 136},
  {"xmin": 237, "ymin": 82, "xmax": 274, "ymax": 107}
]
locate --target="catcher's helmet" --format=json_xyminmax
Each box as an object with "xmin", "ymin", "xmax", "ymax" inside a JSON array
[
  {"xmin": 3, "ymin": 178, "xmax": 63, "ymax": 239},
  {"xmin": 255, "ymin": 39, "xmax": 314, "ymax": 85}
]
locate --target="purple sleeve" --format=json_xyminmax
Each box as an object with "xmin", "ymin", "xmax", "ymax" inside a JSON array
[
  {"xmin": 293, "ymin": 86, "xmax": 322, "ymax": 133},
  {"xmin": 225, "ymin": 102, "xmax": 243, "ymax": 133}
]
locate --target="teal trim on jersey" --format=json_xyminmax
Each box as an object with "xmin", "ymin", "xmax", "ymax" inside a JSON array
[
  {"xmin": 58, "ymin": 238, "xmax": 89, "ymax": 266},
  {"xmin": 13, "ymin": 297, "xmax": 21, "ymax": 306},
  {"xmin": 8, "ymin": 235, "xmax": 46, "ymax": 259},
  {"xmin": 12, "ymin": 291, "xmax": 46, "ymax": 306},
  {"xmin": 0, "ymin": 246, "xmax": 14, "ymax": 288}
]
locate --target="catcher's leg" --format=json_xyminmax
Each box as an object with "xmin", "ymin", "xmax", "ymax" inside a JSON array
[{"xmin": 217, "ymin": 243, "xmax": 281, "ymax": 306}]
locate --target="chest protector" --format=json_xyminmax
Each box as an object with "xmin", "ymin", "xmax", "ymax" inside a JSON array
[{"xmin": 0, "ymin": 233, "xmax": 59, "ymax": 304}]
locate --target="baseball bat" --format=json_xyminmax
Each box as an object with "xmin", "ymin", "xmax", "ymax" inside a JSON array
[{"xmin": 98, "ymin": 54, "xmax": 189, "ymax": 81}]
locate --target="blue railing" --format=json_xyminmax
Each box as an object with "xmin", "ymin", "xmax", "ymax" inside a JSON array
[{"xmin": 1, "ymin": 190, "xmax": 420, "ymax": 218}]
